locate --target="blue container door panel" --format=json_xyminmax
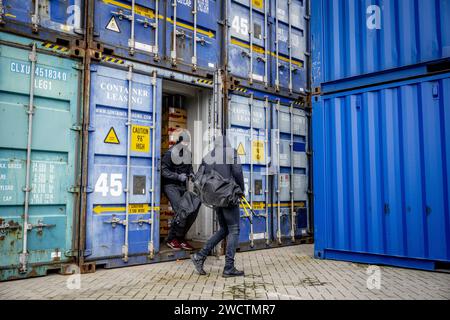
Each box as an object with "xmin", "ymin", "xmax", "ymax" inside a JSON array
[
  {"xmin": 94, "ymin": 0, "xmax": 163, "ymax": 60},
  {"xmin": 167, "ymin": 0, "xmax": 219, "ymax": 70},
  {"xmin": 228, "ymin": 0, "xmax": 268, "ymax": 84},
  {"xmin": 1, "ymin": 0, "xmax": 83, "ymax": 35},
  {"xmin": 313, "ymin": 73, "xmax": 450, "ymax": 268},
  {"xmin": 272, "ymin": 103, "xmax": 309, "ymax": 241},
  {"xmin": 86, "ymin": 64, "xmax": 161, "ymax": 262},
  {"xmin": 271, "ymin": 0, "xmax": 308, "ymax": 93},
  {"xmin": 0, "ymin": 42, "xmax": 80, "ymax": 279}
]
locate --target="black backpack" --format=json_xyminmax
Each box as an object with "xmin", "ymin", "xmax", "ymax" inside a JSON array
[{"xmin": 193, "ymin": 165, "xmax": 243, "ymax": 208}]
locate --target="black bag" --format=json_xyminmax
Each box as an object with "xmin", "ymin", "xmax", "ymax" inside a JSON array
[
  {"xmin": 193, "ymin": 166, "xmax": 243, "ymax": 208},
  {"xmin": 174, "ymin": 191, "xmax": 202, "ymax": 228}
]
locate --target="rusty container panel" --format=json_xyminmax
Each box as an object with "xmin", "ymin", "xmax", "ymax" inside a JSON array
[{"xmin": 0, "ymin": 33, "xmax": 82, "ymax": 281}]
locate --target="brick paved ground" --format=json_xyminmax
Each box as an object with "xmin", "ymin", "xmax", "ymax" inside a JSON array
[{"xmin": 0, "ymin": 245, "xmax": 449, "ymax": 300}]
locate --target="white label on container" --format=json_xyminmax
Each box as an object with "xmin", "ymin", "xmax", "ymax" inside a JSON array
[
  {"xmin": 208, "ymin": 63, "xmax": 215, "ymax": 68},
  {"xmin": 51, "ymin": 251, "xmax": 62, "ymax": 259},
  {"xmin": 252, "ymin": 74, "xmax": 264, "ymax": 82},
  {"xmin": 253, "ymin": 233, "xmax": 266, "ymax": 240},
  {"xmin": 135, "ymin": 42, "xmax": 153, "ymax": 53}
]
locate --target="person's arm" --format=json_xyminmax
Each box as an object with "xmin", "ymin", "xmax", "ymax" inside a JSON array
[
  {"xmin": 161, "ymin": 149, "xmax": 182, "ymax": 181},
  {"xmin": 231, "ymin": 150, "xmax": 245, "ymax": 192}
]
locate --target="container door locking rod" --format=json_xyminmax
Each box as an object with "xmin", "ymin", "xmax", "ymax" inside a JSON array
[
  {"xmin": 276, "ymin": 99, "xmax": 282, "ymax": 244},
  {"xmin": 123, "ymin": 64, "xmax": 134, "ymax": 262},
  {"xmin": 263, "ymin": 0, "xmax": 268, "ymax": 87},
  {"xmin": 264, "ymin": 97, "xmax": 270, "ymax": 245},
  {"xmin": 248, "ymin": 0, "xmax": 254, "ymax": 84},
  {"xmin": 32, "ymin": 0, "xmax": 40, "ymax": 33},
  {"xmin": 148, "ymin": 71, "xmax": 157, "ymax": 259},
  {"xmin": 290, "ymin": 103, "xmax": 296, "ymax": 242},
  {"xmin": 288, "ymin": 0, "xmax": 293, "ymax": 93},
  {"xmin": 19, "ymin": 43, "xmax": 37, "ymax": 274},
  {"xmin": 248, "ymin": 94, "xmax": 254, "ymax": 248},
  {"xmin": 275, "ymin": 0, "xmax": 280, "ymax": 91}
]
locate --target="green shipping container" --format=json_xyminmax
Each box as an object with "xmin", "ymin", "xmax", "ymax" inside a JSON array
[{"xmin": 0, "ymin": 34, "xmax": 82, "ymax": 281}]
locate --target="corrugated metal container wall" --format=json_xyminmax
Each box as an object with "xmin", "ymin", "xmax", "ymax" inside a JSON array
[
  {"xmin": 0, "ymin": 33, "xmax": 82, "ymax": 280},
  {"xmin": 0, "ymin": 0, "xmax": 84, "ymax": 39},
  {"xmin": 227, "ymin": 94, "xmax": 272, "ymax": 248},
  {"xmin": 93, "ymin": 0, "xmax": 165, "ymax": 62},
  {"xmin": 84, "ymin": 63, "xmax": 161, "ymax": 267},
  {"xmin": 311, "ymin": 0, "xmax": 450, "ymax": 92},
  {"xmin": 272, "ymin": 102, "xmax": 309, "ymax": 244},
  {"xmin": 313, "ymin": 72, "xmax": 450, "ymax": 270},
  {"xmin": 227, "ymin": 0, "xmax": 270, "ymax": 87},
  {"xmin": 166, "ymin": 0, "xmax": 220, "ymax": 71},
  {"xmin": 271, "ymin": 0, "xmax": 309, "ymax": 94},
  {"xmin": 92, "ymin": 0, "xmax": 220, "ymax": 74}
]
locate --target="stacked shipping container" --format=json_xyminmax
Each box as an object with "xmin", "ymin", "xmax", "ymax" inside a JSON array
[{"xmin": 312, "ymin": 0, "xmax": 450, "ymax": 270}]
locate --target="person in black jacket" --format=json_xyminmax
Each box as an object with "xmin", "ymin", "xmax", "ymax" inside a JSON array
[
  {"xmin": 162, "ymin": 130, "xmax": 198, "ymax": 251},
  {"xmin": 191, "ymin": 135, "xmax": 245, "ymax": 277}
]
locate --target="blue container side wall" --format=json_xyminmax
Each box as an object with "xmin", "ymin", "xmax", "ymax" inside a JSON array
[
  {"xmin": 311, "ymin": 0, "xmax": 450, "ymax": 89},
  {"xmin": 313, "ymin": 72, "xmax": 450, "ymax": 264}
]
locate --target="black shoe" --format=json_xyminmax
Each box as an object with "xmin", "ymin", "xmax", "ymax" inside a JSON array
[
  {"xmin": 191, "ymin": 253, "xmax": 207, "ymax": 275},
  {"xmin": 222, "ymin": 267, "xmax": 244, "ymax": 278}
]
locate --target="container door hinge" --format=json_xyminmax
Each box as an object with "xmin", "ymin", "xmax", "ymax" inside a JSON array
[
  {"xmin": 72, "ymin": 63, "xmax": 84, "ymax": 71},
  {"xmin": 68, "ymin": 186, "xmax": 80, "ymax": 193},
  {"xmin": 84, "ymin": 186, "xmax": 94, "ymax": 194},
  {"xmin": 65, "ymin": 249, "xmax": 92, "ymax": 257},
  {"xmin": 71, "ymin": 125, "xmax": 82, "ymax": 132}
]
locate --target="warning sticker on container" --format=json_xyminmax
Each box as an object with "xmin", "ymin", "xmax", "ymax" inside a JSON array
[
  {"xmin": 93, "ymin": 204, "xmax": 159, "ymax": 214},
  {"xmin": 106, "ymin": 16, "xmax": 120, "ymax": 33},
  {"xmin": 237, "ymin": 142, "xmax": 246, "ymax": 156},
  {"xmin": 252, "ymin": 140, "xmax": 264, "ymax": 162},
  {"xmin": 104, "ymin": 127, "xmax": 120, "ymax": 144},
  {"xmin": 131, "ymin": 125, "xmax": 150, "ymax": 152},
  {"xmin": 252, "ymin": 0, "xmax": 263, "ymax": 9}
]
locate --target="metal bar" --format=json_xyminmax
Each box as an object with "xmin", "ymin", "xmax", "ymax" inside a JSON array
[
  {"xmin": 276, "ymin": 100, "xmax": 281, "ymax": 244},
  {"xmin": 248, "ymin": 0, "xmax": 253, "ymax": 84},
  {"xmin": 19, "ymin": 43, "xmax": 37, "ymax": 273},
  {"xmin": 263, "ymin": 0, "xmax": 268, "ymax": 87},
  {"xmin": 264, "ymin": 97, "xmax": 269, "ymax": 245},
  {"xmin": 275, "ymin": 0, "xmax": 280, "ymax": 91},
  {"xmin": 123, "ymin": 64, "xmax": 134, "ymax": 262},
  {"xmin": 32, "ymin": 0, "xmax": 39, "ymax": 32},
  {"xmin": 290, "ymin": 104, "xmax": 295, "ymax": 241},
  {"xmin": 0, "ymin": 0, "xmax": 5, "ymax": 25},
  {"xmin": 288, "ymin": 0, "xmax": 293, "ymax": 93},
  {"xmin": 149, "ymin": 71, "xmax": 157, "ymax": 259},
  {"xmin": 171, "ymin": 0, "xmax": 177, "ymax": 65},
  {"xmin": 129, "ymin": 0, "xmax": 136, "ymax": 54},
  {"xmin": 192, "ymin": 0, "xmax": 198, "ymax": 70},
  {"xmin": 154, "ymin": 0, "xmax": 160, "ymax": 61},
  {"xmin": 249, "ymin": 94, "xmax": 254, "ymax": 248}
]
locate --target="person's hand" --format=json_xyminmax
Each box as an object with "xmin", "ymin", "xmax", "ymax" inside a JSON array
[{"xmin": 178, "ymin": 173, "xmax": 187, "ymax": 182}]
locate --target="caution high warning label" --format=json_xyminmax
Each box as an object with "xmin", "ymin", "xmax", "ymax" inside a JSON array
[{"xmin": 131, "ymin": 125, "xmax": 150, "ymax": 152}]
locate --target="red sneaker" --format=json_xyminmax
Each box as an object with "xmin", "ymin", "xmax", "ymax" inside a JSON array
[
  {"xmin": 180, "ymin": 241, "xmax": 194, "ymax": 251},
  {"xmin": 166, "ymin": 239, "xmax": 181, "ymax": 250}
]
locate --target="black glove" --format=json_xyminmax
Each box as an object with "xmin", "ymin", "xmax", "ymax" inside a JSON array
[{"xmin": 178, "ymin": 173, "xmax": 187, "ymax": 182}]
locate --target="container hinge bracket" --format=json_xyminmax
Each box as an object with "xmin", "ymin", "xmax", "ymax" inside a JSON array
[
  {"xmin": 65, "ymin": 249, "xmax": 92, "ymax": 257},
  {"xmin": 70, "ymin": 125, "xmax": 82, "ymax": 132},
  {"xmin": 0, "ymin": 221, "xmax": 20, "ymax": 236},
  {"xmin": 68, "ymin": 186, "xmax": 80, "ymax": 193},
  {"xmin": 84, "ymin": 186, "xmax": 94, "ymax": 194},
  {"xmin": 72, "ymin": 63, "xmax": 83, "ymax": 71}
]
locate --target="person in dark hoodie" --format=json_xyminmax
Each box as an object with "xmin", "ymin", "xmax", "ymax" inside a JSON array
[
  {"xmin": 162, "ymin": 129, "xmax": 197, "ymax": 251},
  {"xmin": 191, "ymin": 135, "xmax": 245, "ymax": 277}
]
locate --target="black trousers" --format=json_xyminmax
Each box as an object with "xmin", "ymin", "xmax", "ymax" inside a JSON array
[{"xmin": 164, "ymin": 184, "xmax": 199, "ymax": 242}]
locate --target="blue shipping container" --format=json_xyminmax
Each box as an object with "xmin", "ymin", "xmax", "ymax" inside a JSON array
[
  {"xmin": 311, "ymin": 0, "xmax": 450, "ymax": 92},
  {"xmin": 313, "ymin": 72, "xmax": 450, "ymax": 270},
  {"xmin": 0, "ymin": 34, "xmax": 82, "ymax": 280},
  {"xmin": 84, "ymin": 63, "xmax": 162, "ymax": 267},
  {"xmin": 0, "ymin": 0, "xmax": 83, "ymax": 37}
]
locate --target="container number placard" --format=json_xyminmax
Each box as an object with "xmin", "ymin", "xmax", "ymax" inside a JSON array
[{"xmin": 131, "ymin": 125, "xmax": 150, "ymax": 153}]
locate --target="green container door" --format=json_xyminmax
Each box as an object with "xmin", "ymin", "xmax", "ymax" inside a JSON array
[{"xmin": 0, "ymin": 40, "xmax": 82, "ymax": 281}]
